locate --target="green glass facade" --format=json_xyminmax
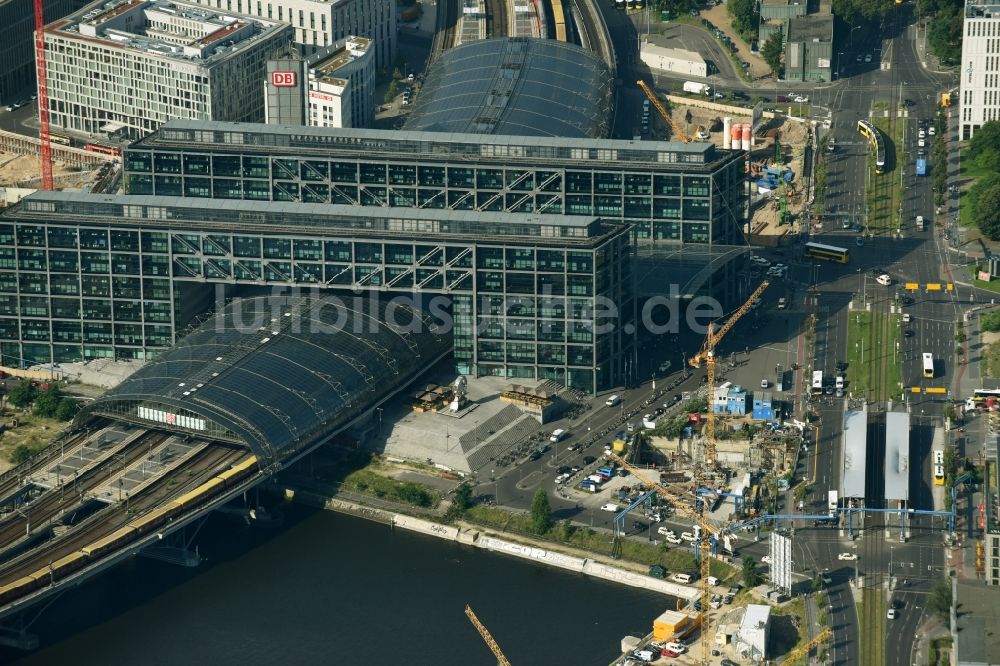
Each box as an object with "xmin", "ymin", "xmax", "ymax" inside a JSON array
[
  {"xmin": 122, "ymin": 121, "xmax": 747, "ymax": 245},
  {"xmin": 0, "ymin": 193, "xmax": 632, "ymax": 395}
]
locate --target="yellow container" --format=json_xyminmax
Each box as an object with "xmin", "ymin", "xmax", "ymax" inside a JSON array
[{"xmin": 652, "ymin": 610, "xmax": 689, "ymax": 641}]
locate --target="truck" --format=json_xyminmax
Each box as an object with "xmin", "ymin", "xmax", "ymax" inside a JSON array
[
  {"xmin": 683, "ymin": 81, "xmax": 710, "ymax": 96},
  {"xmin": 916, "ymin": 158, "xmax": 927, "ymax": 176},
  {"xmin": 827, "ymin": 490, "xmax": 839, "ymax": 516},
  {"xmin": 596, "ymin": 466, "xmax": 615, "ymax": 479}
]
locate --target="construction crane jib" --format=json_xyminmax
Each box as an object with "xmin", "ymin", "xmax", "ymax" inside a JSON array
[
  {"xmin": 607, "ymin": 451, "xmax": 723, "ymax": 666},
  {"xmin": 465, "ymin": 605, "xmax": 512, "ymax": 666},
  {"xmin": 637, "ymin": 80, "xmax": 691, "ymax": 144},
  {"xmin": 688, "ymin": 280, "xmax": 769, "ymax": 468}
]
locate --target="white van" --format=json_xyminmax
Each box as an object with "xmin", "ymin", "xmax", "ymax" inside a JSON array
[
  {"xmin": 601, "ymin": 503, "xmax": 621, "ymax": 512},
  {"xmin": 549, "ymin": 428, "xmax": 567, "ymax": 443},
  {"xmin": 605, "ymin": 394, "xmax": 621, "ymax": 407},
  {"xmin": 671, "ymin": 573, "xmax": 694, "ymax": 584}
]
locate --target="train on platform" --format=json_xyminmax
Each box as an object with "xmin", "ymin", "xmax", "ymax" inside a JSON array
[
  {"xmin": 550, "ymin": 0, "xmax": 566, "ymax": 41},
  {"xmin": 0, "ymin": 455, "xmax": 259, "ymax": 607},
  {"xmin": 857, "ymin": 119, "xmax": 886, "ymax": 173}
]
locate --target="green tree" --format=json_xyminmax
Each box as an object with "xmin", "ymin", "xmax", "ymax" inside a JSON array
[
  {"xmin": 969, "ymin": 120, "xmax": 1000, "ymax": 162},
  {"xmin": 927, "ymin": 5, "xmax": 963, "ymax": 65},
  {"xmin": 392, "ymin": 67, "xmax": 403, "ymax": 80},
  {"xmin": 33, "ymin": 385, "xmax": 63, "ymax": 418},
  {"xmin": 452, "ymin": 483, "xmax": 473, "ymax": 515},
  {"xmin": 928, "ymin": 578, "xmax": 952, "ymax": 620},
  {"xmin": 55, "ymin": 398, "xmax": 78, "ymax": 421},
  {"xmin": 942, "ymin": 402, "xmax": 956, "ymax": 423},
  {"xmin": 741, "ymin": 555, "xmax": 762, "ymax": 587},
  {"xmin": 832, "ymin": 0, "xmax": 894, "ymax": 25},
  {"xmin": 981, "ymin": 309, "xmax": 1000, "ymax": 332},
  {"xmin": 6, "ymin": 381, "xmax": 36, "ymax": 408},
  {"xmin": 726, "ymin": 0, "xmax": 757, "ymax": 39},
  {"xmin": 530, "ymin": 488, "xmax": 552, "ymax": 534},
  {"xmin": 383, "ymin": 80, "xmax": 398, "ymax": 106},
  {"xmin": 970, "ymin": 173, "xmax": 1000, "ymax": 221},
  {"xmin": 761, "ymin": 30, "xmax": 784, "ymax": 76},
  {"xmin": 972, "ymin": 182, "xmax": 1000, "ymax": 240},
  {"xmin": 11, "ymin": 444, "xmax": 34, "ymax": 465}
]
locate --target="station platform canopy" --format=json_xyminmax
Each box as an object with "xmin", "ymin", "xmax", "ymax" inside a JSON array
[
  {"xmin": 77, "ymin": 295, "xmax": 451, "ymax": 466},
  {"xmin": 841, "ymin": 409, "xmax": 868, "ymax": 499},
  {"xmin": 884, "ymin": 412, "xmax": 910, "ymax": 502},
  {"xmin": 404, "ymin": 38, "xmax": 613, "ymax": 139}
]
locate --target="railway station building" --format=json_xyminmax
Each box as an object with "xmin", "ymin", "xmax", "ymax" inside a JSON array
[
  {"xmin": 122, "ymin": 120, "xmax": 747, "ymax": 250},
  {"xmin": 0, "ymin": 191, "xmax": 633, "ymax": 394}
]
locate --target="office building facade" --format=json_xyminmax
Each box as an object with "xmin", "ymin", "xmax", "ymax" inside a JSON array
[
  {"xmin": 961, "ymin": 0, "xmax": 1000, "ymax": 139},
  {"xmin": 43, "ymin": 0, "xmax": 291, "ymax": 138},
  {"xmin": 265, "ymin": 36, "xmax": 374, "ymax": 128},
  {"xmin": 0, "ymin": 192, "xmax": 632, "ymax": 394},
  {"xmin": 0, "ymin": 0, "xmax": 89, "ymax": 105},
  {"xmin": 122, "ymin": 120, "xmax": 747, "ymax": 247},
  {"xmin": 181, "ymin": 0, "xmax": 395, "ymax": 69}
]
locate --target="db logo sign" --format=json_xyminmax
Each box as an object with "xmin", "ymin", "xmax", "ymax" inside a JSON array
[{"xmin": 271, "ymin": 71, "xmax": 297, "ymax": 87}]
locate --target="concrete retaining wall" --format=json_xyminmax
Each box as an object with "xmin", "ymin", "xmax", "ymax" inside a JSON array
[
  {"xmin": 584, "ymin": 560, "xmax": 699, "ymax": 600},
  {"xmin": 663, "ymin": 94, "xmax": 777, "ymax": 120},
  {"xmin": 391, "ymin": 514, "xmax": 459, "ymax": 540},
  {"xmin": 476, "ymin": 535, "xmax": 587, "ymax": 574}
]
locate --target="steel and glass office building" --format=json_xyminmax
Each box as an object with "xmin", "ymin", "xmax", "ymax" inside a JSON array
[
  {"xmin": 122, "ymin": 120, "xmax": 747, "ymax": 246},
  {"xmin": 0, "ymin": 192, "xmax": 632, "ymax": 394}
]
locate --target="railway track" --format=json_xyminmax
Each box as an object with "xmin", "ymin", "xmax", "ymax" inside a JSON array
[
  {"xmin": 0, "ymin": 431, "xmax": 171, "ymax": 551},
  {"xmin": 0, "ymin": 428, "xmax": 98, "ymax": 503},
  {"xmin": 0, "ymin": 443, "xmax": 244, "ymax": 587},
  {"xmin": 487, "ymin": 0, "xmax": 507, "ymax": 37}
]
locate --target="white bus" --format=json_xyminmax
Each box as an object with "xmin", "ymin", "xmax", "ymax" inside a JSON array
[
  {"xmin": 811, "ymin": 371, "xmax": 823, "ymax": 395},
  {"xmin": 922, "ymin": 353, "xmax": 934, "ymax": 378}
]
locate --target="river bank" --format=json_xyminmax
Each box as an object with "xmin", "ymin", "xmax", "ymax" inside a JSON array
[{"xmin": 279, "ymin": 483, "xmax": 699, "ymax": 601}]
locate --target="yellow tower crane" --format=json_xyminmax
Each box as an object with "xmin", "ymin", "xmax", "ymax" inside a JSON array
[
  {"xmin": 779, "ymin": 627, "xmax": 833, "ymax": 664},
  {"xmin": 637, "ymin": 80, "xmax": 696, "ymax": 143},
  {"xmin": 465, "ymin": 605, "xmax": 512, "ymax": 666},
  {"xmin": 688, "ymin": 280, "xmax": 769, "ymax": 469},
  {"xmin": 607, "ymin": 451, "xmax": 722, "ymax": 666}
]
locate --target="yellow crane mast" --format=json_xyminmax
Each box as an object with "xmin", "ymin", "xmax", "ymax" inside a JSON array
[
  {"xmin": 464, "ymin": 605, "xmax": 512, "ymax": 666},
  {"xmin": 780, "ymin": 627, "xmax": 832, "ymax": 664},
  {"xmin": 688, "ymin": 280, "xmax": 769, "ymax": 469},
  {"xmin": 607, "ymin": 452, "xmax": 721, "ymax": 665},
  {"xmin": 637, "ymin": 80, "xmax": 691, "ymax": 143}
]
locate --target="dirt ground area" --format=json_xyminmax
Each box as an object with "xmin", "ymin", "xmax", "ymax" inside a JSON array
[
  {"xmin": 0, "ymin": 152, "xmax": 99, "ymax": 189},
  {"xmin": 0, "ymin": 408, "xmax": 66, "ymax": 474},
  {"xmin": 658, "ymin": 97, "xmax": 806, "ymax": 237},
  {"xmin": 699, "ymin": 4, "xmax": 771, "ymax": 80}
]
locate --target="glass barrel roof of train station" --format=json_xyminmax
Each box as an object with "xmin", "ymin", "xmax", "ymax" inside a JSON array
[
  {"xmin": 403, "ymin": 38, "xmax": 614, "ymax": 139},
  {"xmin": 80, "ymin": 295, "xmax": 451, "ymax": 465}
]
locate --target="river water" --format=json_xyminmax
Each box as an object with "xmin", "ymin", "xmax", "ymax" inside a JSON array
[{"xmin": 3, "ymin": 504, "xmax": 670, "ymax": 665}]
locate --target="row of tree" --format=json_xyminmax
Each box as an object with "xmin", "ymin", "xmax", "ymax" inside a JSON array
[
  {"xmin": 966, "ymin": 122, "xmax": 1000, "ymax": 240},
  {"xmin": 918, "ymin": 0, "xmax": 965, "ymax": 66},
  {"xmin": 6, "ymin": 382, "xmax": 79, "ymax": 421}
]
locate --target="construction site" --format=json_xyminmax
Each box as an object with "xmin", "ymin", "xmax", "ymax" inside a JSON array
[{"xmin": 639, "ymin": 82, "xmax": 813, "ymax": 247}]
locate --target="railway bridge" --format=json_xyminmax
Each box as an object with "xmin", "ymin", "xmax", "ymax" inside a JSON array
[{"xmin": 0, "ymin": 294, "xmax": 450, "ymax": 647}]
